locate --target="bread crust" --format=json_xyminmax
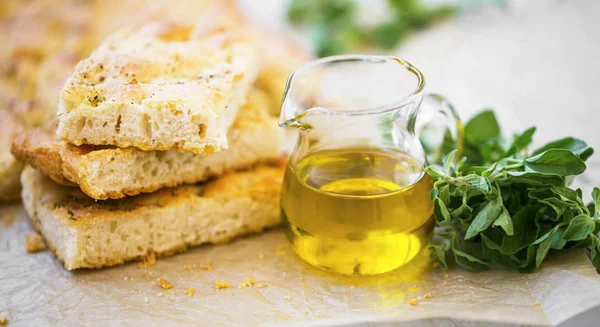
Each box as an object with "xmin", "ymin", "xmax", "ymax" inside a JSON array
[{"xmin": 21, "ymin": 161, "xmax": 285, "ymax": 270}]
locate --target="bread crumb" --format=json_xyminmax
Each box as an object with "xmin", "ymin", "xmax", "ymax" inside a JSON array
[
  {"xmin": 258, "ymin": 253, "xmax": 265, "ymax": 260},
  {"xmin": 200, "ymin": 263, "xmax": 213, "ymax": 270},
  {"xmin": 350, "ymin": 286, "xmax": 355, "ymax": 290},
  {"xmin": 137, "ymin": 253, "xmax": 156, "ymax": 268},
  {"xmin": 25, "ymin": 234, "xmax": 47, "ymax": 253},
  {"xmin": 444, "ymin": 273, "xmax": 449, "ymax": 279},
  {"xmin": 423, "ymin": 293, "xmax": 432, "ymax": 299},
  {"xmin": 534, "ymin": 301, "xmax": 541, "ymax": 307},
  {"xmin": 3, "ymin": 211, "xmax": 14, "ymax": 226},
  {"xmin": 215, "ymin": 280, "xmax": 230, "ymax": 291},
  {"xmin": 406, "ymin": 299, "xmax": 418, "ymax": 306},
  {"xmin": 284, "ymin": 296, "xmax": 292, "ymax": 301},
  {"xmin": 243, "ymin": 277, "xmax": 255, "ymax": 287},
  {"xmin": 183, "ymin": 264, "xmax": 195, "ymax": 271},
  {"xmin": 158, "ymin": 278, "xmax": 173, "ymax": 290},
  {"xmin": 148, "ymin": 276, "xmax": 155, "ymax": 281},
  {"xmin": 0, "ymin": 312, "xmax": 6, "ymax": 325},
  {"xmin": 184, "ymin": 287, "xmax": 195, "ymax": 298},
  {"xmin": 256, "ymin": 283, "xmax": 267, "ymax": 288},
  {"xmin": 144, "ymin": 297, "xmax": 149, "ymax": 303},
  {"xmin": 123, "ymin": 276, "xmax": 128, "ymax": 281},
  {"xmin": 141, "ymin": 272, "xmax": 147, "ymax": 277},
  {"xmin": 238, "ymin": 277, "xmax": 257, "ymax": 289},
  {"xmin": 157, "ymin": 292, "xmax": 164, "ymax": 297},
  {"xmin": 304, "ymin": 311, "xmax": 309, "ymax": 315}
]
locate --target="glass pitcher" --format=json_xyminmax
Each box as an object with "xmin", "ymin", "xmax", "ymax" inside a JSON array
[{"xmin": 279, "ymin": 55, "xmax": 463, "ymax": 276}]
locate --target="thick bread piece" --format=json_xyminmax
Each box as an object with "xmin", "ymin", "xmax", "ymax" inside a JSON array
[
  {"xmin": 21, "ymin": 163, "xmax": 284, "ymax": 270},
  {"xmin": 12, "ymin": 88, "xmax": 282, "ymax": 200},
  {"xmin": 57, "ymin": 20, "xmax": 259, "ymax": 154}
]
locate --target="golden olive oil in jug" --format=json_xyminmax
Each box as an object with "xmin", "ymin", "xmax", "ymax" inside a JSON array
[{"xmin": 281, "ymin": 147, "xmax": 434, "ymax": 275}]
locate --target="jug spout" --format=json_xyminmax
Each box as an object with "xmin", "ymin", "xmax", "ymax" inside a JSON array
[
  {"xmin": 278, "ymin": 70, "xmax": 312, "ymax": 130},
  {"xmin": 278, "ymin": 113, "xmax": 312, "ymax": 131}
]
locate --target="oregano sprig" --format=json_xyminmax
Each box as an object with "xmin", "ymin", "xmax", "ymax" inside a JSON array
[{"xmin": 428, "ymin": 110, "xmax": 600, "ymax": 273}]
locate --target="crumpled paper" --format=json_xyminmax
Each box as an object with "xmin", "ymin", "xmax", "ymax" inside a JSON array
[{"xmin": 2, "ymin": 204, "xmax": 600, "ymax": 326}]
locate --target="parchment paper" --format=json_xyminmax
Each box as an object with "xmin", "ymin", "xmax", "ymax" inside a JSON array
[{"xmin": 2, "ymin": 204, "xmax": 600, "ymax": 326}]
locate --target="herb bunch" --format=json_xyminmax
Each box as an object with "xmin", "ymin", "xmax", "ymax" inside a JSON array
[
  {"xmin": 287, "ymin": 0, "xmax": 455, "ymax": 57},
  {"xmin": 428, "ymin": 110, "xmax": 600, "ymax": 273}
]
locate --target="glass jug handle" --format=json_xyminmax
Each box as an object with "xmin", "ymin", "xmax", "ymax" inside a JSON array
[{"xmin": 416, "ymin": 93, "xmax": 464, "ymax": 166}]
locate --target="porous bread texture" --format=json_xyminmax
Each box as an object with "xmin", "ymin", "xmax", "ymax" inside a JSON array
[
  {"xmin": 12, "ymin": 88, "xmax": 282, "ymax": 200},
  {"xmin": 20, "ymin": 162, "xmax": 284, "ymax": 270},
  {"xmin": 56, "ymin": 20, "xmax": 259, "ymax": 154}
]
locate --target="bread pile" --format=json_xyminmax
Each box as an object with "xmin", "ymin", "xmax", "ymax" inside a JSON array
[{"xmin": 5, "ymin": 1, "xmax": 309, "ymax": 269}]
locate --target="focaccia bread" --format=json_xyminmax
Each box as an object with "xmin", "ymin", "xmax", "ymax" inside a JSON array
[
  {"xmin": 56, "ymin": 20, "xmax": 259, "ymax": 154},
  {"xmin": 21, "ymin": 163, "xmax": 283, "ymax": 270},
  {"xmin": 12, "ymin": 88, "xmax": 281, "ymax": 200}
]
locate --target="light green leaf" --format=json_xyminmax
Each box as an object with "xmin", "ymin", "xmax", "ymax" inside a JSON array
[
  {"xmin": 593, "ymin": 187, "xmax": 600, "ymax": 216},
  {"xmin": 481, "ymin": 163, "xmax": 497, "ymax": 178},
  {"xmin": 443, "ymin": 150, "xmax": 457, "ymax": 175},
  {"xmin": 434, "ymin": 198, "xmax": 451, "ymax": 225},
  {"xmin": 550, "ymin": 186, "xmax": 585, "ymax": 207},
  {"xmin": 563, "ymin": 214, "xmax": 595, "ymax": 241},
  {"xmin": 535, "ymin": 229, "xmax": 556, "ymax": 269},
  {"xmin": 427, "ymin": 165, "xmax": 447, "ymax": 179},
  {"xmin": 462, "ymin": 175, "xmax": 492, "ymax": 194},
  {"xmin": 465, "ymin": 197, "xmax": 502, "ymax": 239},
  {"xmin": 507, "ymin": 127, "xmax": 536, "ymax": 156},
  {"xmin": 492, "ymin": 206, "xmax": 513, "ymax": 235},
  {"xmin": 524, "ymin": 149, "xmax": 586, "ymax": 176},
  {"xmin": 532, "ymin": 137, "xmax": 589, "ymax": 156},
  {"xmin": 550, "ymin": 227, "xmax": 567, "ymax": 250},
  {"xmin": 439, "ymin": 184, "xmax": 451, "ymax": 205},
  {"xmin": 464, "ymin": 110, "xmax": 500, "ymax": 145},
  {"xmin": 506, "ymin": 171, "xmax": 565, "ymax": 187}
]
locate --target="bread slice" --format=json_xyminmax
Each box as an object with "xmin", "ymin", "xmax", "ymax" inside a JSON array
[
  {"xmin": 12, "ymin": 88, "xmax": 282, "ymax": 200},
  {"xmin": 56, "ymin": 20, "xmax": 259, "ymax": 154},
  {"xmin": 21, "ymin": 162, "xmax": 284, "ymax": 270}
]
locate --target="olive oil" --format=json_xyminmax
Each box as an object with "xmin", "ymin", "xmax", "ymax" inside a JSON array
[{"xmin": 281, "ymin": 147, "xmax": 433, "ymax": 275}]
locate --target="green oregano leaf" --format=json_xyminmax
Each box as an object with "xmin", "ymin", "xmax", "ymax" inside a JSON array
[
  {"xmin": 492, "ymin": 206, "xmax": 513, "ymax": 236},
  {"xmin": 524, "ymin": 149, "xmax": 586, "ymax": 176},
  {"xmin": 465, "ymin": 196, "xmax": 502, "ymax": 240},
  {"xmin": 563, "ymin": 215, "xmax": 595, "ymax": 241}
]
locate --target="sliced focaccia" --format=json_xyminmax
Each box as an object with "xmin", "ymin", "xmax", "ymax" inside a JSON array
[
  {"xmin": 21, "ymin": 161, "xmax": 284, "ymax": 270},
  {"xmin": 13, "ymin": 88, "xmax": 281, "ymax": 200},
  {"xmin": 56, "ymin": 20, "xmax": 258, "ymax": 154}
]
